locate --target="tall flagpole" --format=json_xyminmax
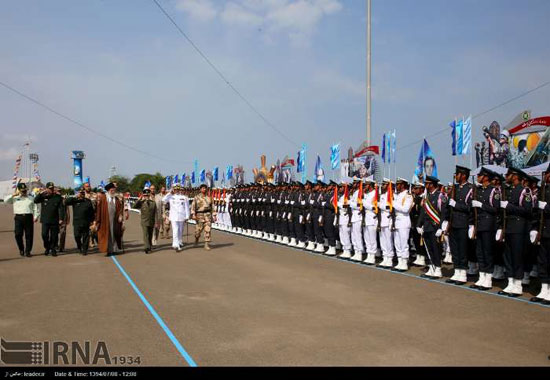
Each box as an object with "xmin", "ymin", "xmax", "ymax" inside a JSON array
[{"xmin": 366, "ymin": 0, "xmax": 372, "ymax": 145}]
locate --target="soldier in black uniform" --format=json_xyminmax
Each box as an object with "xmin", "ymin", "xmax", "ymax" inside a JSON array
[
  {"xmin": 65, "ymin": 186, "xmax": 95, "ymax": 255},
  {"xmin": 498, "ymin": 167, "xmax": 533, "ymax": 297},
  {"xmin": 323, "ymin": 181, "xmax": 338, "ymax": 256},
  {"xmin": 446, "ymin": 166, "xmax": 474, "ymax": 285},
  {"xmin": 531, "ymin": 166, "xmax": 550, "ymax": 304},
  {"xmin": 311, "ymin": 182, "xmax": 326, "ymax": 253},
  {"xmin": 523, "ymin": 174, "xmax": 540, "ymax": 285},
  {"xmin": 410, "ymin": 182, "xmax": 425, "ymax": 266},
  {"xmin": 469, "ymin": 167, "xmax": 500, "ymax": 290},
  {"xmin": 304, "ymin": 182, "xmax": 316, "ymax": 250},
  {"xmin": 417, "ymin": 176, "xmax": 448, "ymax": 279},
  {"xmin": 34, "ymin": 182, "xmax": 66, "ymax": 256},
  {"xmin": 293, "ymin": 182, "xmax": 307, "ymax": 249},
  {"xmin": 490, "ymin": 171, "xmax": 507, "ymax": 281}
]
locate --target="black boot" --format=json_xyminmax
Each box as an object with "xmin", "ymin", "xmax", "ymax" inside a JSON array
[
  {"xmin": 19, "ymin": 250, "xmax": 25, "ymax": 256},
  {"xmin": 25, "ymin": 251, "xmax": 31, "ymax": 257},
  {"xmin": 51, "ymin": 249, "xmax": 57, "ymax": 257},
  {"xmin": 44, "ymin": 249, "xmax": 50, "ymax": 256}
]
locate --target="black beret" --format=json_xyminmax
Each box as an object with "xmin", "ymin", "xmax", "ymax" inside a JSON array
[
  {"xmin": 17, "ymin": 183, "xmax": 27, "ymax": 190},
  {"xmin": 105, "ymin": 182, "xmax": 116, "ymax": 191},
  {"xmin": 425, "ymin": 175, "xmax": 440, "ymax": 184},
  {"xmin": 455, "ymin": 165, "xmax": 471, "ymax": 176}
]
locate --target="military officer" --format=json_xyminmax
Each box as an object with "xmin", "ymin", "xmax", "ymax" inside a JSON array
[
  {"xmin": 322, "ymin": 181, "xmax": 339, "ymax": 256},
  {"xmin": 4, "ymin": 183, "xmax": 40, "ymax": 257},
  {"xmin": 312, "ymin": 182, "xmax": 326, "ymax": 253},
  {"xmin": 162, "ymin": 184, "xmax": 190, "ymax": 252},
  {"xmin": 392, "ymin": 178, "xmax": 414, "ymax": 272},
  {"xmin": 469, "ymin": 167, "xmax": 500, "ymax": 290},
  {"xmin": 378, "ymin": 179, "xmax": 395, "ymax": 268},
  {"xmin": 417, "ymin": 176, "xmax": 448, "ymax": 279},
  {"xmin": 65, "ymin": 186, "xmax": 95, "ymax": 255},
  {"xmin": 446, "ymin": 166, "xmax": 475, "ymax": 285},
  {"xmin": 410, "ymin": 182, "xmax": 425, "ymax": 267},
  {"xmin": 531, "ymin": 165, "xmax": 550, "ymax": 304},
  {"xmin": 294, "ymin": 182, "xmax": 307, "ymax": 248},
  {"xmin": 134, "ymin": 187, "xmax": 157, "ymax": 254},
  {"xmin": 362, "ymin": 177, "xmax": 378, "ymax": 265},
  {"xmin": 34, "ymin": 182, "xmax": 66, "ymax": 257},
  {"xmin": 191, "ymin": 184, "xmax": 216, "ymax": 250},
  {"xmin": 348, "ymin": 180, "xmax": 364, "ymax": 261},
  {"xmin": 338, "ymin": 181, "xmax": 353, "ymax": 258},
  {"xmin": 498, "ymin": 167, "xmax": 533, "ymax": 297}
]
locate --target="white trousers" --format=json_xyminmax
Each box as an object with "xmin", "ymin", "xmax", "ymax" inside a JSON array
[
  {"xmin": 339, "ymin": 223, "xmax": 352, "ymax": 251},
  {"xmin": 362, "ymin": 225, "xmax": 378, "ymax": 255},
  {"xmin": 171, "ymin": 220, "xmax": 184, "ymax": 248},
  {"xmin": 351, "ymin": 221, "xmax": 364, "ymax": 253},
  {"xmin": 393, "ymin": 227, "xmax": 410, "ymax": 259},
  {"xmin": 224, "ymin": 212, "xmax": 232, "ymax": 227},
  {"xmin": 380, "ymin": 227, "xmax": 394, "ymax": 258}
]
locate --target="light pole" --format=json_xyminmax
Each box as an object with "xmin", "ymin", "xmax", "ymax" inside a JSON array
[{"xmin": 366, "ymin": 0, "xmax": 372, "ymax": 145}]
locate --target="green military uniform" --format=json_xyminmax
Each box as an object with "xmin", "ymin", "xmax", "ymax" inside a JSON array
[
  {"xmin": 191, "ymin": 191, "xmax": 216, "ymax": 249},
  {"xmin": 34, "ymin": 184, "xmax": 66, "ymax": 256},
  {"xmin": 65, "ymin": 195, "xmax": 95, "ymax": 254},
  {"xmin": 135, "ymin": 197, "xmax": 157, "ymax": 253}
]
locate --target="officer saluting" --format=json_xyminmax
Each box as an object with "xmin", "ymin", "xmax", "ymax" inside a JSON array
[
  {"xmin": 34, "ymin": 182, "xmax": 66, "ymax": 257},
  {"xmin": 65, "ymin": 186, "xmax": 95, "ymax": 255},
  {"xmin": 4, "ymin": 183, "xmax": 40, "ymax": 257},
  {"xmin": 498, "ymin": 167, "xmax": 533, "ymax": 297},
  {"xmin": 531, "ymin": 165, "xmax": 550, "ymax": 304}
]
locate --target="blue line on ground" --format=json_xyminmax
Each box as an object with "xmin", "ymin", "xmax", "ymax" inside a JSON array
[{"xmin": 111, "ymin": 256, "xmax": 198, "ymax": 366}]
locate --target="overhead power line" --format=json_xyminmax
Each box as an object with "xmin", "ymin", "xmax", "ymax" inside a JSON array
[
  {"xmin": 151, "ymin": 0, "xmax": 298, "ymax": 147},
  {"xmin": 0, "ymin": 80, "xmax": 189, "ymax": 164},
  {"xmin": 396, "ymin": 80, "xmax": 550, "ymax": 152}
]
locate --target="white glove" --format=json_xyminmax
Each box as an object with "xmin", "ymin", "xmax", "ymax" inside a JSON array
[
  {"xmin": 299, "ymin": 215, "xmax": 304, "ymax": 224},
  {"xmin": 468, "ymin": 225, "xmax": 475, "ymax": 239},
  {"xmin": 435, "ymin": 229, "xmax": 442, "ymax": 237},
  {"xmin": 472, "ymin": 200, "xmax": 482, "ymax": 208},
  {"xmin": 500, "ymin": 201, "xmax": 508, "ymax": 209},
  {"xmin": 530, "ymin": 230, "xmax": 538, "ymax": 244},
  {"xmin": 495, "ymin": 229, "xmax": 503, "ymax": 241},
  {"xmin": 449, "ymin": 199, "xmax": 456, "ymax": 207},
  {"xmin": 441, "ymin": 220, "xmax": 448, "ymax": 231},
  {"xmin": 416, "ymin": 227, "xmax": 424, "ymax": 235},
  {"xmin": 538, "ymin": 201, "xmax": 547, "ymax": 210}
]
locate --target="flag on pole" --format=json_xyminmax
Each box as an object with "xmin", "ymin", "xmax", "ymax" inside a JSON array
[
  {"xmin": 373, "ymin": 183, "xmax": 378, "ymax": 214},
  {"xmin": 387, "ymin": 180, "xmax": 394, "ymax": 212},
  {"xmin": 297, "ymin": 148, "xmax": 305, "ymax": 173},
  {"xmin": 414, "ymin": 139, "xmax": 438, "ymax": 181},
  {"xmin": 226, "ymin": 165, "xmax": 233, "ymax": 180},
  {"xmin": 391, "ymin": 129, "xmax": 397, "ymax": 163},
  {"xmin": 330, "ymin": 144, "xmax": 340, "ymax": 170},
  {"xmin": 462, "ymin": 115, "xmax": 472, "ymax": 155},
  {"xmin": 200, "ymin": 170, "xmax": 206, "ymax": 183},
  {"xmin": 173, "ymin": 174, "xmax": 179, "ymax": 185},
  {"xmin": 343, "ymin": 184, "xmax": 349, "ymax": 206},
  {"xmin": 387, "ymin": 131, "xmax": 392, "ymax": 163},
  {"xmin": 456, "ymin": 118, "xmax": 464, "ymax": 155},
  {"xmin": 166, "ymin": 176, "xmax": 172, "ymax": 189},
  {"xmin": 144, "ymin": 180, "xmax": 151, "ymax": 189},
  {"xmin": 332, "ymin": 185, "xmax": 338, "ymax": 214},
  {"xmin": 12, "ymin": 154, "xmax": 22, "ymax": 189},
  {"xmin": 450, "ymin": 119, "xmax": 457, "ymax": 156},
  {"xmin": 381, "ymin": 133, "xmax": 386, "ymax": 163},
  {"xmin": 358, "ymin": 180, "xmax": 363, "ymax": 211},
  {"xmin": 213, "ymin": 167, "xmax": 219, "ymax": 181},
  {"xmin": 314, "ymin": 155, "xmax": 325, "ymax": 182},
  {"xmin": 181, "ymin": 173, "xmax": 187, "ymax": 185}
]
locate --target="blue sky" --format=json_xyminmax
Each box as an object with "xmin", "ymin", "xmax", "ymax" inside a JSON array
[{"xmin": 1, "ymin": 0, "xmax": 549, "ymax": 186}]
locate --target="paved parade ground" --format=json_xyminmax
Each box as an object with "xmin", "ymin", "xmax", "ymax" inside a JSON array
[{"xmin": 0, "ymin": 204, "xmax": 549, "ymax": 367}]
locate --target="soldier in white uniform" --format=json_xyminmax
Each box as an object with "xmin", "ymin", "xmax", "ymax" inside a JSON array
[
  {"xmin": 338, "ymin": 181, "xmax": 353, "ymax": 259},
  {"xmin": 378, "ymin": 179, "xmax": 395, "ymax": 268},
  {"xmin": 162, "ymin": 184, "xmax": 190, "ymax": 251},
  {"xmin": 392, "ymin": 178, "xmax": 414, "ymax": 271},
  {"xmin": 349, "ymin": 180, "xmax": 364, "ymax": 261},
  {"xmin": 362, "ymin": 177, "xmax": 379, "ymax": 265}
]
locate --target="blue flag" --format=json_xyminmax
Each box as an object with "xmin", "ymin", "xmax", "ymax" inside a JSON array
[
  {"xmin": 330, "ymin": 144, "xmax": 340, "ymax": 170},
  {"xmin": 165, "ymin": 176, "xmax": 172, "ymax": 189},
  {"xmin": 462, "ymin": 116, "xmax": 472, "ymax": 155},
  {"xmin": 213, "ymin": 167, "xmax": 219, "ymax": 181},
  {"xmin": 381, "ymin": 134, "xmax": 386, "ymax": 163},
  {"xmin": 450, "ymin": 119, "xmax": 457, "ymax": 156},
  {"xmin": 391, "ymin": 129, "xmax": 397, "ymax": 163},
  {"xmin": 191, "ymin": 172, "xmax": 196, "ymax": 184},
  {"xmin": 181, "ymin": 174, "xmax": 186, "ymax": 185},
  {"xmin": 456, "ymin": 118, "xmax": 464, "ymax": 155},
  {"xmin": 315, "ymin": 155, "xmax": 325, "ymax": 182},
  {"xmin": 386, "ymin": 131, "xmax": 392, "ymax": 163},
  {"xmin": 226, "ymin": 165, "xmax": 233, "ymax": 180},
  {"xmin": 99, "ymin": 180, "xmax": 105, "ymax": 189},
  {"xmin": 414, "ymin": 139, "xmax": 438, "ymax": 181},
  {"xmin": 173, "ymin": 174, "xmax": 179, "ymax": 185},
  {"xmin": 144, "ymin": 180, "xmax": 151, "ymax": 189},
  {"xmin": 200, "ymin": 169, "xmax": 206, "ymax": 183},
  {"xmin": 297, "ymin": 149, "xmax": 305, "ymax": 173}
]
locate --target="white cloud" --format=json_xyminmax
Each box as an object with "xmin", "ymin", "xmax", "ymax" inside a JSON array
[
  {"xmin": 175, "ymin": 0, "xmax": 218, "ymax": 22},
  {"xmin": 221, "ymin": 2, "xmax": 263, "ymax": 27}
]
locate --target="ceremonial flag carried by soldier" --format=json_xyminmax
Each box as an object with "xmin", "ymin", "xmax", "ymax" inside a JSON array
[{"xmin": 330, "ymin": 144, "xmax": 340, "ymax": 170}]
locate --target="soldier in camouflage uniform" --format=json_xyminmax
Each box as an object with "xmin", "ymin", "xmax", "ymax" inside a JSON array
[{"xmin": 191, "ymin": 184, "xmax": 217, "ymax": 250}]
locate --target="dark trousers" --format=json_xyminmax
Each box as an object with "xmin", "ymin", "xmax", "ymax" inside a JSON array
[
  {"xmin": 538, "ymin": 238, "xmax": 550, "ymax": 284},
  {"xmin": 142, "ymin": 225, "xmax": 154, "ymax": 250},
  {"xmin": 410, "ymin": 227, "xmax": 421, "ymax": 257},
  {"xmin": 475, "ymin": 231, "xmax": 495, "ymax": 273},
  {"xmin": 450, "ymin": 228, "xmax": 469, "ymax": 270},
  {"xmin": 423, "ymin": 232, "xmax": 442, "ymax": 267},
  {"xmin": 74, "ymin": 223, "xmax": 91, "ymax": 253},
  {"xmin": 312, "ymin": 211, "xmax": 325, "ymax": 244},
  {"xmin": 288, "ymin": 216, "xmax": 296, "ymax": 239},
  {"xmin": 323, "ymin": 212, "xmax": 336, "ymax": 247},
  {"xmin": 41, "ymin": 222, "xmax": 59, "ymax": 251},
  {"xmin": 524, "ymin": 241, "xmax": 538, "ymax": 273},
  {"xmin": 281, "ymin": 214, "xmax": 289, "ymax": 237},
  {"xmin": 494, "ymin": 241, "xmax": 505, "ymax": 265},
  {"xmin": 58, "ymin": 223, "xmax": 67, "ymax": 251},
  {"xmin": 294, "ymin": 216, "xmax": 306, "ymax": 242},
  {"xmin": 305, "ymin": 220, "xmax": 314, "ymax": 242},
  {"xmin": 504, "ymin": 233, "xmax": 525, "ymax": 280},
  {"xmin": 14, "ymin": 214, "xmax": 34, "ymax": 253}
]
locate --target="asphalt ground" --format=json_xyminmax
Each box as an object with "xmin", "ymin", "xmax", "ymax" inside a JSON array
[{"xmin": 0, "ymin": 204, "xmax": 549, "ymax": 366}]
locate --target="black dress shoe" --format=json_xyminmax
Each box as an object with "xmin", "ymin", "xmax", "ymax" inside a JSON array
[
  {"xmin": 469, "ymin": 284, "xmax": 480, "ymax": 289},
  {"xmin": 19, "ymin": 250, "xmax": 25, "ymax": 256},
  {"xmin": 542, "ymin": 299, "xmax": 550, "ymax": 305},
  {"xmin": 445, "ymin": 279, "xmax": 456, "ymax": 284},
  {"xmin": 530, "ymin": 296, "xmax": 542, "ymax": 303},
  {"xmin": 507, "ymin": 293, "xmax": 520, "ymax": 298},
  {"xmin": 25, "ymin": 252, "xmax": 31, "ymax": 257},
  {"xmin": 498, "ymin": 290, "xmax": 509, "ymax": 296},
  {"xmin": 44, "ymin": 250, "xmax": 50, "ymax": 256},
  {"xmin": 82, "ymin": 251, "xmax": 88, "ymax": 256},
  {"xmin": 51, "ymin": 250, "xmax": 57, "ymax": 257},
  {"xmin": 454, "ymin": 281, "xmax": 467, "ymax": 286}
]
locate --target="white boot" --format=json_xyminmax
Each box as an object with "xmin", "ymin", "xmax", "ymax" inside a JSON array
[
  {"xmin": 306, "ymin": 241, "xmax": 316, "ymax": 251},
  {"xmin": 314, "ymin": 243, "xmax": 325, "ymax": 253},
  {"xmin": 364, "ymin": 253, "xmax": 376, "ymax": 265},
  {"xmin": 448, "ymin": 268, "xmax": 460, "ymax": 283},
  {"xmin": 432, "ymin": 267, "xmax": 442, "ymax": 278},
  {"xmin": 297, "ymin": 241, "xmax": 306, "ymax": 249},
  {"xmin": 325, "ymin": 246, "xmax": 337, "ymax": 256},
  {"xmin": 340, "ymin": 249, "xmax": 352, "ymax": 259},
  {"xmin": 501, "ymin": 278, "xmax": 514, "ymax": 294},
  {"xmin": 521, "ymin": 272, "xmax": 531, "ymax": 286},
  {"xmin": 443, "ymin": 252, "xmax": 453, "ymax": 264},
  {"xmin": 474, "ymin": 272, "xmax": 485, "ymax": 288},
  {"xmin": 289, "ymin": 238, "xmax": 297, "ymax": 247},
  {"xmin": 482, "ymin": 273, "xmax": 493, "ymax": 290},
  {"xmin": 412, "ymin": 255, "xmax": 426, "ymax": 267},
  {"xmin": 276, "ymin": 235, "xmax": 283, "ymax": 243},
  {"xmin": 511, "ymin": 279, "xmax": 523, "ymax": 296},
  {"xmin": 533, "ymin": 283, "xmax": 548, "ymax": 301},
  {"xmin": 467, "ymin": 261, "xmax": 479, "ymax": 276},
  {"xmin": 282, "ymin": 236, "xmax": 290, "ymax": 245},
  {"xmin": 379, "ymin": 257, "xmax": 392, "ymax": 268},
  {"xmin": 350, "ymin": 251, "xmax": 363, "ymax": 261},
  {"xmin": 457, "ymin": 269, "xmax": 468, "ymax": 284},
  {"xmin": 423, "ymin": 266, "xmax": 434, "ymax": 277}
]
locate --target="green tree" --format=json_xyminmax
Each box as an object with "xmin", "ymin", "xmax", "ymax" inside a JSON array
[
  {"xmin": 129, "ymin": 173, "xmax": 165, "ymax": 194},
  {"xmin": 108, "ymin": 175, "xmax": 131, "ymax": 193}
]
